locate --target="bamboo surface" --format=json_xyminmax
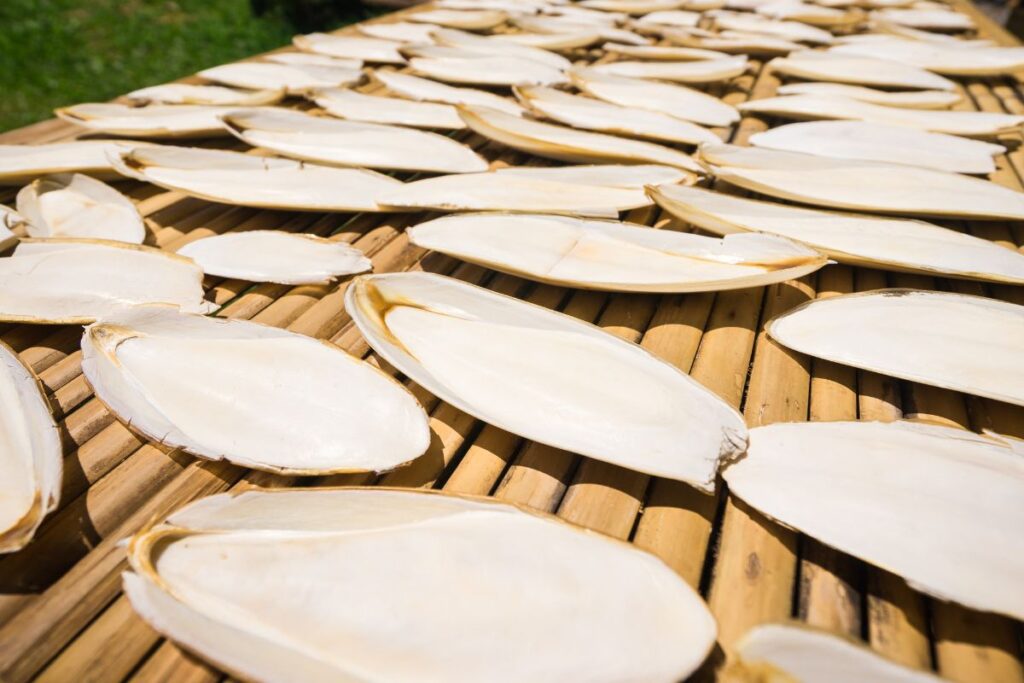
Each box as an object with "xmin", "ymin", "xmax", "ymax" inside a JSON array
[{"xmin": 0, "ymin": 0, "xmax": 1022, "ymax": 680}]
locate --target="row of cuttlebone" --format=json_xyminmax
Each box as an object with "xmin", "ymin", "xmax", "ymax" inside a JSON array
[{"xmin": 3, "ymin": 0, "xmax": 1024, "ymax": 681}]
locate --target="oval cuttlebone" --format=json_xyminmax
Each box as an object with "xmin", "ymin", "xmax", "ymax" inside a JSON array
[
  {"xmin": 348, "ymin": 273, "xmax": 748, "ymax": 488},
  {"xmin": 591, "ymin": 56, "xmax": 748, "ymax": 83},
  {"xmin": 755, "ymin": 1, "xmax": 864, "ymax": 26},
  {"xmin": 15, "ymin": 173, "xmax": 146, "ymax": 242},
  {"xmin": 177, "ymin": 231, "xmax": 371, "ymax": 285},
  {"xmin": 459, "ymin": 105, "xmax": 704, "ymax": 173},
  {"xmin": 197, "ymin": 62, "xmax": 363, "ymax": 94},
  {"xmin": 82, "ymin": 307, "xmax": 429, "ymax": 474},
  {"xmin": 495, "ymin": 163, "xmax": 690, "ymax": 188},
  {"xmin": 0, "ymin": 207, "xmax": 18, "ymax": 251},
  {"xmin": 738, "ymin": 94, "xmax": 1024, "ymax": 136},
  {"xmin": 828, "ymin": 39, "xmax": 1024, "ymax": 76},
  {"xmin": 0, "ymin": 341, "xmax": 61, "ymax": 554},
  {"xmin": 634, "ymin": 9, "xmax": 703, "ymax": 29},
  {"xmin": 707, "ymin": 11, "xmax": 835, "ymax": 44},
  {"xmin": 602, "ymin": 42, "xmax": 732, "ymax": 60},
  {"xmin": 408, "ymin": 8, "xmax": 508, "ymax": 29},
  {"xmin": 767, "ymin": 289, "xmax": 1024, "ymax": 405},
  {"xmin": 580, "ymin": 0, "xmax": 687, "ymax": 13},
  {"xmin": 222, "ymin": 108, "xmax": 488, "ymax": 174},
  {"xmin": 515, "ymin": 85, "xmax": 721, "ymax": 146},
  {"xmin": 123, "ymin": 487, "xmax": 718, "ymax": 683},
  {"xmin": 111, "ymin": 145, "xmax": 402, "ymax": 213},
  {"xmin": 748, "ymin": 120, "xmax": 1003, "ymax": 174},
  {"xmin": 263, "ymin": 52, "xmax": 363, "ymax": 68},
  {"xmin": 873, "ymin": 7, "xmax": 975, "ymax": 29},
  {"xmin": 0, "ymin": 141, "xmax": 143, "ymax": 185},
  {"xmin": 126, "ymin": 83, "xmax": 285, "ymax": 106},
  {"xmin": 698, "ymin": 143, "xmax": 1024, "ymax": 219},
  {"xmin": 649, "ymin": 184, "xmax": 1024, "ymax": 284},
  {"xmin": 372, "ymin": 69, "xmax": 525, "ymax": 116},
  {"xmin": 429, "ymin": 28, "xmax": 573, "ymax": 69},
  {"xmin": 293, "ymin": 33, "xmax": 406, "ymax": 64},
  {"xmin": 409, "ymin": 55, "xmax": 569, "ymax": 87},
  {"xmin": 407, "ymin": 213, "xmax": 825, "ymax": 292},
  {"xmin": 726, "ymin": 623, "xmax": 948, "ymax": 683},
  {"xmin": 56, "ymin": 104, "xmax": 244, "ymax": 138},
  {"xmin": 514, "ymin": 15, "xmax": 652, "ymax": 45},
  {"xmin": 358, "ymin": 21, "xmax": 439, "ymax": 43},
  {"xmin": 571, "ymin": 67, "xmax": 740, "ymax": 127},
  {"xmin": 662, "ymin": 27, "xmax": 805, "ymax": 55},
  {"xmin": 312, "ymin": 88, "xmax": 464, "ymax": 129},
  {"xmin": 724, "ymin": 420, "xmax": 1024, "ymax": 617},
  {"xmin": 492, "ymin": 30, "xmax": 602, "ymax": 50},
  {"xmin": 380, "ymin": 172, "xmax": 653, "ymax": 218},
  {"xmin": 768, "ymin": 51, "xmax": 957, "ymax": 90},
  {"xmin": 775, "ymin": 81, "xmax": 961, "ymax": 108},
  {"xmin": 0, "ymin": 239, "xmax": 214, "ymax": 324}
]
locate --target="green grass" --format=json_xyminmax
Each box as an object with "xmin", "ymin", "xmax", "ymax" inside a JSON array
[{"xmin": 0, "ymin": 0, "xmax": 360, "ymax": 133}]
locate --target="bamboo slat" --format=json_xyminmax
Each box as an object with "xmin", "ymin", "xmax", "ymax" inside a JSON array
[{"xmin": 0, "ymin": 0, "xmax": 1021, "ymax": 681}]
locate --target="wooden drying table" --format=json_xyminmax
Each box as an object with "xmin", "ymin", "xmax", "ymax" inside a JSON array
[{"xmin": 0, "ymin": 2, "xmax": 1021, "ymax": 681}]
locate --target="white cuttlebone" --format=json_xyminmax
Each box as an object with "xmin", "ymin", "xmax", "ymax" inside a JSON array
[
  {"xmin": 873, "ymin": 7, "xmax": 974, "ymax": 29},
  {"xmin": 126, "ymin": 83, "xmax": 285, "ymax": 106},
  {"xmin": 514, "ymin": 15, "xmax": 652, "ymax": 45},
  {"xmin": 0, "ymin": 239, "xmax": 214, "ymax": 323},
  {"xmin": 775, "ymin": 81, "xmax": 960, "ymax": 108},
  {"xmin": 56, "ymin": 104, "xmax": 244, "ymax": 138},
  {"xmin": 372, "ymin": 69, "xmax": 524, "ymax": 116},
  {"xmin": 738, "ymin": 94, "xmax": 1024, "ymax": 136},
  {"xmin": 407, "ymin": 213, "xmax": 825, "ymax": 292},
  {"xmin": 409, "ymin": 55, "xmax": 569, "ymax": 86},
  {"xmin": 263, "ymin": 52, "xmax": 363, "ymax": 68},
  {"xmin": 293, "ymin": 33, "xmax": 406, "ymax": 64},
  {"xmin": 0, "ymin": 141, "xmax": 143, "ymax": 185},
  {"xmin": 768, "ymin": 51, "xmax": 956, "ymax": 90},
  {"xmin": 699, "ymin": 143, "xmax": 1024, "ymax": 219},
  {"xmin": 437, "ymin": 0, "xmax": 549, "ymax": 11},
  {"xmin": 430, "ymin": 28, "xmax": 572, "ymax": 69},
  {"xmin": 459, "ymin": 105, "xmax": 704, "ymax": 173},
  {"xmin": 111, "ymin": 145, "xmax": 402, "ymax": 213},
  {"xmin": 755, "ymin": 1, "xmax": 864, "ymax": 26},
  {"xmin": 123, "ymin": 487, "xmax": 718, "ymax": 683},
  {"xmin": 177, "ymin": 231, "xmax": 371, "ymax": 285},
  {"xmin": 312, "ymin": 88, "xmax": 464, "ymax": 129},
  {"xmin": 82, "ymin": 307, "xmax": 429, "ymax": 474},
  {"xmin": 579, "ymin": 0, "xmax": 687, "ymax": 13},
  {"xmin": 493, "ymin": 31, "xmax": 602, "ymax": 50},
  {"xmin": 634, "ymin": 9, "xmax": 703, "ymax": 29},
  {"xmin": 731, "ymin": 623, "xmax": 949, "ymax": 682},
  {"xmin": 358, "ymin": 21, "xmax": 439, "ymax": 43},
  {"xmin": 222, "ymin": 108, "xmax": 488, "ymax": 174},
  {"xmin": 0, "ymin": 341, "xmax": 61, "ymax": 554},
  {"xmin": 515, "ymin": 85, "xmax": 721, "ymax": 146},
  {"xmin": 748, "ymin": 120, "xmax": 1003, "ymax": 174},
  {"xmin": 828, "ymin": 39, "xmax": 1024, "ymax": 76},
  {"xmin": 872, "ymin": 19, "xmax": 987, "ymax": 42},
  {"xmin": 347, "ymin": 272, "xmax": 748, "ymax": 488},
  {"xmin": 591, "ymin": 56, "xmax": 748, "ymax": 83},
  {"xmin": 407, "ymin": 8, "xmax": 508, "ymax": 29},
  {"xmin": 707, "ymin": 11, "xmax": 835, "ymax": 44},
  {"xmin": 679, "ymin": 0, "xmax": 727, "ymax": 8},
  {"xmin": 495, "ymin": 163, "xmax": 689, "ymax": 187},
  {"xmin": 197, "ymin": 62, "xmax": 362, "ymax": 94},
  {"xmin": 662, "ymin": 27, "xmax": 805, "ymax": 55},
  {"xmin": 380, "ymin": 172, "xmax": 653, "ymax": 217},
  {"xmin": 601, "ymin": 42, "xmax": 732, "ymax": 60},
  {"xmin": 570, "ymin": 67, "xmax": 740, "ymax": 128},
  {"xmin": 725, "ymin": 420, "xmax": 1024, "ymax": 616},
  {"xmin": 15, "ymin": 173, "xmax": 146, "ymax": 242},
  {"xmin": 546, "ymin": 4, "xmax": 627, "ymax": 23},
  {"xmin": 649, "ymin": 183, "xmax": 1024, "ymax": 284}
]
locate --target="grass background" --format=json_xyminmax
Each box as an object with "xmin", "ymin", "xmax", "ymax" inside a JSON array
[{"xmin": 0, "ymin": 0, "xmax": 370, "ymax": 133}]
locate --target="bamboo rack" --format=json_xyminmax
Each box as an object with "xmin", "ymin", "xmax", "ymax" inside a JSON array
[{"xmin": 0, "ymin": 1, "xmax": 1021, "ymax": 681}]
